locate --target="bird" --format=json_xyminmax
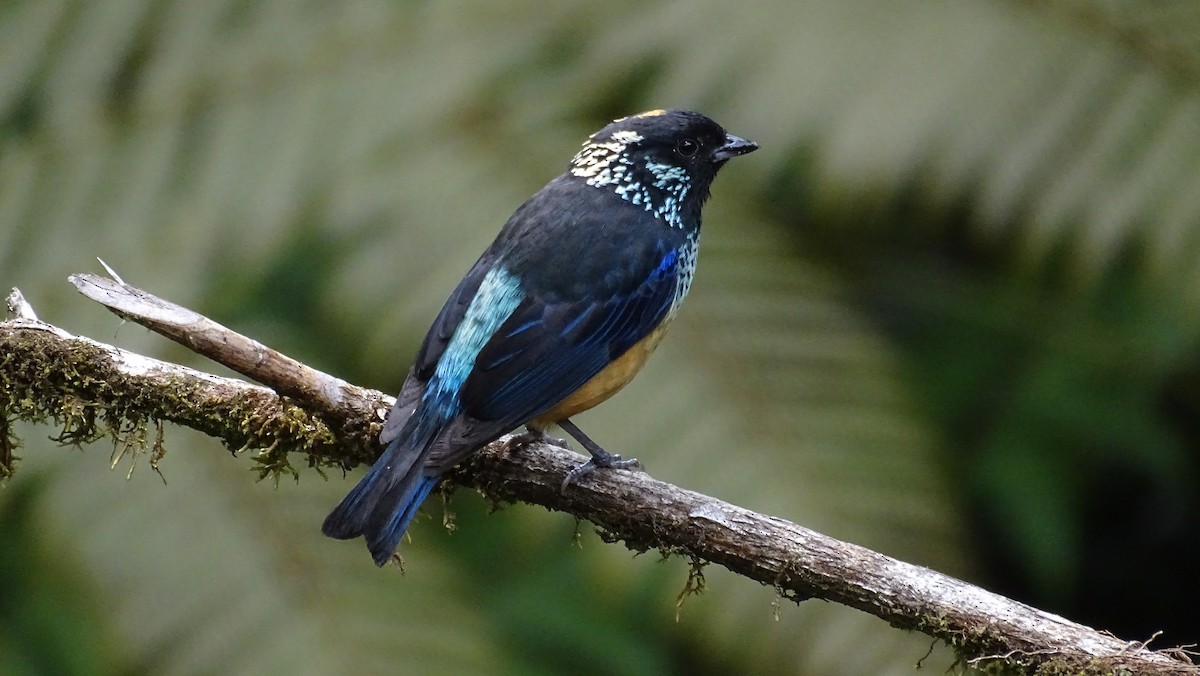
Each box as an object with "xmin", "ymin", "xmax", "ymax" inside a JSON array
[{"xmin": 322, "ymin": 109, "xmax": 757, "ymax": 566}]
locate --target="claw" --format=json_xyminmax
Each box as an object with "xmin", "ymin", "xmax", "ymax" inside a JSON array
[{"xmin": 561, "ymin": 454, "xmax": 642, "ymax": 493}]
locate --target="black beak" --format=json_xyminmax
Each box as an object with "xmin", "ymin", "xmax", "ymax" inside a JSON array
[{"xmin": 712, "ymin": 134, "xmax": 758, "ymax": 163}]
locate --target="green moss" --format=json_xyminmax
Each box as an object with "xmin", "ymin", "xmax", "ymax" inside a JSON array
[
  {"xmin": 0, "ymin": 415, "xmax": 19, "ymax": 479},
  {"xmin": 0, "ymin": 327, "xmax": 378, "ymax": 485},
  {"xmin": 673, "ymin": 555, "xmax": 708, "ymax": 621}
]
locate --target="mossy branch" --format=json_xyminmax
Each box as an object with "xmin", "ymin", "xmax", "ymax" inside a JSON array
[{"xmin": 1, "ymin": 279, "xmax": 1196, "ymax": 675}]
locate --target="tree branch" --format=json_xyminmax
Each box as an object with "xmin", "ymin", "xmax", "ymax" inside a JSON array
[{"xmin": 1, "ymin": 277, "xmax": 1195, "ymax": 675}]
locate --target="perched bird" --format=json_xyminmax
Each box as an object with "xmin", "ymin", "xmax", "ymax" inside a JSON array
[{"xmin": 323, "ymin": 109, "xmax": 757, "ymax": 565}]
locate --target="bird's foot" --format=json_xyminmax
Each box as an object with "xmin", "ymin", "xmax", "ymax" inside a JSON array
[
  {"xmin": 561, "ymin": 451, "xmax": 642, "ymax": 493},
  {"xmin": 557, "ymin": 418, "xmax": 642, "ymax": 493},
  {"xmin": 503, "ymin": 428, "xmax": 568, "ymax": 454}
]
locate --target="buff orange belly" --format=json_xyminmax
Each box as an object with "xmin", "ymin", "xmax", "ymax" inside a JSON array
[{"xmin": 531, "ymin": 321, "xmax": 672, "ymax": 428}]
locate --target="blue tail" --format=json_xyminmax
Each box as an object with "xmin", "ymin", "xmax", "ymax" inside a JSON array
[
  {"xmin": 366, "ymin": 473, "xmax": 439, "ymax": 565},
  {"xmin": 322, "ymin": 429, "xmax": 442, "ymax": 566}
]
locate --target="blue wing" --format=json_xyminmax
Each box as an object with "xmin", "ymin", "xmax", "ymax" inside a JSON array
[{"xmin": 442, "ymin": 243, "xmax": 681, "ymax": 450}]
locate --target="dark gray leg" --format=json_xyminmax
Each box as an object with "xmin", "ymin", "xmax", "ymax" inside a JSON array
[{"xmin": 557, "ymin": 418, "xmax": 641, "ymax": 492}]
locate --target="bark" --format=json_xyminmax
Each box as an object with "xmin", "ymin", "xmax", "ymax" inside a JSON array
[{"xmin": 1, "ymin": 278, "xmax": 1195, "ymax": 675}]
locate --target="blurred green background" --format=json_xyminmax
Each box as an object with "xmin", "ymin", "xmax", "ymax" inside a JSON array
[{"xmin": 3, "ymin": 1, "xmax": 1199, "ymax": 673}]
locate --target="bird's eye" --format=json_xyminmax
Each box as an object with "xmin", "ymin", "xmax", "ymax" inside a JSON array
[{"xmin": 676, "ymin": 138, "xmax": 700, "ymax": 157}]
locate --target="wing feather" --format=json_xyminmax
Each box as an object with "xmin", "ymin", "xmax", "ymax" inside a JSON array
[{"xmin": 454, "ymin": 246, "xmax": 678, "ymax": 435}]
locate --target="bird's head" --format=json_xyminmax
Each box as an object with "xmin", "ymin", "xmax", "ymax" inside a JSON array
[{"xmin": 569, "ymin": 110, "xmax": 757, "ymax": 230}]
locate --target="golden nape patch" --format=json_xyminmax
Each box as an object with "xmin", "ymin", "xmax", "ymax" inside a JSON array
[{"xmin": 618, "ymin": 109, "xmax": 668, "ymax": 123}]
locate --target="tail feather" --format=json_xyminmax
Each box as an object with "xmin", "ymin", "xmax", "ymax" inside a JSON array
[
  {"xmin": 366, "ymin": 475, "xmax": 439, "ymax": 566},
  {"xmin": 321, "ymin": 450, "xmax": 392, "ymax": 540},
  {"xmin": 322, "ymin": 418, "xmax": 443, "ymax": 564}
]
